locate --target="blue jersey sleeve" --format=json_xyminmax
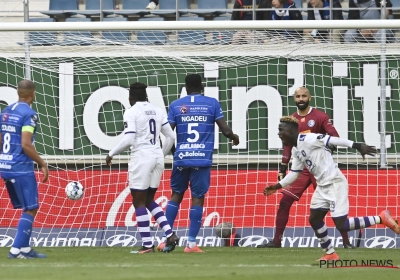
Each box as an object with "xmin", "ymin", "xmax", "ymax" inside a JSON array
[
  {"xmin": 214, "ymin": 100, "xmax": 224, "ymax": 121},
  {"xmin": 167, "ymin": 102, "xmax": 176, "ymax": 124},
  {"xmin": 22, "ymin": 111, "xmax": 38, "ymax": 133}
]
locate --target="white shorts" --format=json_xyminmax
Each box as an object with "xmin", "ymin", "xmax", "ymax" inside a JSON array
[
  {"xmin": 310, "ymin": 172, "xmax": 349, "ymax": 218},
  {"xmin": 128, "ymin": 157, "xmax": 164, "ymax": 191}
]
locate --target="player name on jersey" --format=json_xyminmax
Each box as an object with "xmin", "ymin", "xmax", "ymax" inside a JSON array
[
  {"xmin": 1, "ymin": 125, "xmax": 16, "ymax": 132},
  {"xmin": 181, "ymin": 116, "xmax": 208, "ymax": 122}
]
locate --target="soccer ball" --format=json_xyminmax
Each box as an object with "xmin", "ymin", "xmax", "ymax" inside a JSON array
[
  {"xmin": 215, "ymin": 222, "xmax": 235, "ymax": 238},
  {"xmin": 65, "ymin": 181, "xmax": 84, "ymax": 200}
]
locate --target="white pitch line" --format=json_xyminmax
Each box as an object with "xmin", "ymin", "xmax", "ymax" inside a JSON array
[{"xmin": 0, "ymin": 263, "xmax": 314, "ymax": 268}]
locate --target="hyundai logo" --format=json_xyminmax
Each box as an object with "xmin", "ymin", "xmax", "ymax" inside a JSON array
[
  {"xmin": 238, "ymin": 235, "xmax": 269, "ymax": 247},
  {"xmin": 364, "ymin": 236, "xmax": 396, "ymax": 249},
  {"xmin": 0, "ymin": 235, "xmax": 14, "ymax": 247},
  {"xmin": 106, "ymin": 234, "xmax": 137, "ymax": 247}
]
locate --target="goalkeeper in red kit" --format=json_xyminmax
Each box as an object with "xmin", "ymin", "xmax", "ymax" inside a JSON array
[{"xmin": 257, "ymin": 87, "xmax": 355, "ymax": 249}]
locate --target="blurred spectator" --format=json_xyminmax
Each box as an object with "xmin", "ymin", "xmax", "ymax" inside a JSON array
[
  {"xmin": 269, "ymin": 0, "xmax": 303, "ymax": 42},
  {"xmin": 231, "ymin": 0, "xmax": 271, "ymax": 20},
  {"xmin": 146, "ymin": 0, "xmax": 158, "ymax": 10},
  {"xmin": 231, "ymin": 0, "xmax": 271, "ymax": 44},
  {"xmin": 344, "ymin": 0, "xmax": 394, "ymax": 43},
  {"xmin": 304, "ymin": 0, "xmax": 343, "ymax": 42}
]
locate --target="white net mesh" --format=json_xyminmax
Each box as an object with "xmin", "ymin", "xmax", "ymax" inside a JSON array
[{"xmin": 0, "ymin": 26, "xmax": 399, "ymax": 248}]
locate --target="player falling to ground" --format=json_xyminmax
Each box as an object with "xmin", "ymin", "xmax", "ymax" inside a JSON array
[
  {"xmin": 264, "ymin": 116, "xmax": 399, "ymax": 260},
  {"xmin": 106, "ymin": 82, "xmax": 179, "ymax": 254},
  {"xmin": 159, "ymin": 74, "xmax": 239, "ymax": 253},
  {"xmin": 0, "ymin": 80, "xmax": 49, "ymax": 259},
  {"xmin": 258, "ymin": 87, "xmax": 354, "ymax": 249}
]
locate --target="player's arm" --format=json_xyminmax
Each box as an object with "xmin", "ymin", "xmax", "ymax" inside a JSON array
[
  {"xmin": 21, "ymin": 129, "xmax": 48, "ymax": 183},
  {"xmin": 326, "ymin": 136, "xmax": 377, "ymax": 160},
  {"xmin": 279, "ymin": 144, "xmax": 292, "ymax": 180},
  {"xmin": 106, "ymin": 112, "xmax": 136, "ymax": 166},
  {"xmin": 264, "ymin": 157, "xmax": 303, "ymax": 196},
  {"xmin": 161, "ymin": 121, "xmax": 175, "ymax": 157},
  {"xmin": 320, "ymin": 113, "xmax": 339, "ymax": 153},
  {"xmin": 215, "ymin": 118, "xmax": 239, "ymax": 146}
]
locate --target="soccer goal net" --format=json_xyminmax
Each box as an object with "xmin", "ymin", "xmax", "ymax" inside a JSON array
[{"xmin": 0, "ymin": 20, "xmax": 398, "ymax": 249}]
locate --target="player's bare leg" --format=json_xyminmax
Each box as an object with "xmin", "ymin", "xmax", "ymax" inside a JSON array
[
  {"xmin": 144, "ymin": 189, "xmax": 179, "ymax": 253},
  {"xmin": 309, "ymin": 209, "xmax": 340, "ymax": 261}
]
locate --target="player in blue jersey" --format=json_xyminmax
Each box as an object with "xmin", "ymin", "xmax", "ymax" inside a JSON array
[
  {"xmin": 0, "ymin": 80, "xmax": 49, "ymax": 259},
  {"xmin": 160, "ymin": 74, "xmax": 239, "ymax": 253}
]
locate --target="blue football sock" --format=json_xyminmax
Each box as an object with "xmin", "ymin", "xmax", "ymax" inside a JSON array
[
  {"xmin": 12, "ymin": 213, "xmax": 34, "ymax": 250},
  {"xmin": 188, "ymin": 206, "xmax": 203, "ymax": 243},
  {"xmin": 164, "ymin": 201, "xmax": 180, "ymax": 237}
]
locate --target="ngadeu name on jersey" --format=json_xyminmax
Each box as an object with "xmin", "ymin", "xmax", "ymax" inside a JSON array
[
  {"xmin": 1, "ymin": 125, "xmax": 16, "ymax": 132},
  {"xmin": 179, "ymin": 143, "xmax": 205, "ymax": 149},
  {"xmin": 181, "ymin": 116, "xmax": 208, "ymax": 122}
]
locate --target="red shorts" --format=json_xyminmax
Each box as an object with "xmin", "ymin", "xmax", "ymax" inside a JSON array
[{"xmin": 281, "ymin": 168, "xmax": 317, "ymax": 201}]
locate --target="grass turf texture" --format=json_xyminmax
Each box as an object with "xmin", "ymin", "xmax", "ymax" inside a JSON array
[{"xmin": 0, "ymin": 247, "xmax": 399, "ymax": 280}]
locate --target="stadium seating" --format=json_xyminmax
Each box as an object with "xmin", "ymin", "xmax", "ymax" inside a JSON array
[
  {"xmin": 136, "ymin": 17, "xmax": 166, "ymax": 45},
  {"xmin": 150, "ymin": 0, "xmax": 189, "ymax": 17},
  {"xmin": 102, "ymin": 17, "xmax": 130, "ymax": 44},
  {"xmin": 78, "ymin": 0, "xmax": 115, "ymax": 17},
  {"xmin": 110, "ymin": 0, "xmax": 150, "ymax": 17},
  {"xmin": 40, "ymin": 0, "xmax": 78, "ymax": 18},
  {"xmin": 60, "ymin": 18, "xmax": 94, "ymax": 45},
  {"xmin": 191, "ymin": 0, "xmax": 230, "ymax": 16},
  {"xmin": 19, "ymin": 18, "xmax": 57, "ymax": 46},
  {"xmin": 178, "ymin": 16, "xmax": 206, "ymax": 45},
  {"xmin": 212, "ymin": 16, "xmax": 234, "ymax": 44}
]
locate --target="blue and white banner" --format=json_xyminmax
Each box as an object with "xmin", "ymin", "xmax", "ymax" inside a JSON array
[{"xmin": 0, "ymin": 227, "xmax": 398, "ymax": 248}]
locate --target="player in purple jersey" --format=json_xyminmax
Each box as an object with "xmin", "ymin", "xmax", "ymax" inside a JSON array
[
  {"xmin": 0, "ymin": 80, "xmax": 48, "ymax": 259},
  {"xmin": 159, "ymin": 74, "xmax": 239, "ymax": 253}
]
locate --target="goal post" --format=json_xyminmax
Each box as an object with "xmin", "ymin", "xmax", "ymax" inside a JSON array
[{"xmin": 0, "ymin": 20, "xmax": 399, "ymax": 249}]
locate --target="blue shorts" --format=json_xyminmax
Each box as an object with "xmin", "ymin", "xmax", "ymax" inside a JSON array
[
  {"xmin": 170, "ymin": 166, "xmax": 211, "ymax": 198},
  {"xmin": 4, "ymin": 174, "xmax": 39, "ymax": 211}
]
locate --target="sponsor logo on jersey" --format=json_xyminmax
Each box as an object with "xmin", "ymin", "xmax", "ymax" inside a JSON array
[
  {"xmin": 180, "ymin": 105, "xmax": 187, "ymax": 114},
  {"xmin": 0, "ymin": 163, "xmax": 12, "ymax": 170},
  {"xmin": 2, "ymin": 114, "xmax": 8, "ymax": 122},
  {"xmin": 299, "ymin": 134, "xmax": 306, "ymax": 141},
  {"xmin": 181, "ymin": 116, "xmax": 208, "ymax": 122},
  {"xmin": 308, "ymin": 119, "xmax": 315, "ymax": 127},
  {"xmin": 1, "ymin": 125, "xmax": 16, "ymax": 132},
  {"xmin": 179, "ymin": 143, "xmax": 205, "ymax": 149},
  {"xmin": 0, "ymin": 154, "xmax": 13, "ymax": 160},
  {"xmin": 317, "ymin": 134, "xmax": 325, "ymax": 139},
  {"xmin": 364, "ymin": 236, "xmax": 396, "ymax": 248},
  {"xmin": 178, "ymin": 151, "xmax": 206, "ymax": 159},
  {"xmin": 30, "ymin": 115, "xmax": 38, "ymax": 127},
  {"xmin": 123, "ymin": 122, "xmax": 128, "ymax": 128}
]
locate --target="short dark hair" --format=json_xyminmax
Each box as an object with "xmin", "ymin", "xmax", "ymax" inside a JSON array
[
  {"xmin": 185, "ymin": 74, "xmax": 203, "ymax": 92},
  {"xmin": 280, "ymin": 116, "xmax": 298, "ymax": 130},
  {"xmin": 129, "ymin": 82, "xmax": 147, "ymax": 101}
]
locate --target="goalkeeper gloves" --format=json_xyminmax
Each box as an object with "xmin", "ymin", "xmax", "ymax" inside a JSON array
[{"xmin": 278, "ymin": 164, "xmax": 288, "ymax": 181}]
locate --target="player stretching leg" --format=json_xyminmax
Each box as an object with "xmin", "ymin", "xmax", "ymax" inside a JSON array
[
  {"xmin": 159, "ymin": 74, "xmax": 239, "ymax": 253},
  {"xmin": 106, "ymin": 82, "xmax": 179, "ymax": 254},
  {"xmin": 257, "ymin": 87, "xmax": 354, "ymax": 249},
  {"xmin": 264, "ymin": 116, "xmax": 399, "ymax": 260},
  {"xmin": 1, "ymin": 80, "xmax": 49, "ymax": 259}
]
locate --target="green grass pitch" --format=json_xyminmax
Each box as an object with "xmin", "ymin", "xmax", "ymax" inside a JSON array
[{"xmin": 0, "ymin": 247, "xmax": 399, "ymax": 280}]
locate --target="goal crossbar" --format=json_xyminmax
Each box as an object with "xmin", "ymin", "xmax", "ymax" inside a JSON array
[{"xmin": 0, "ymin": 20, "xmax": 398, "ymax": 31}]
